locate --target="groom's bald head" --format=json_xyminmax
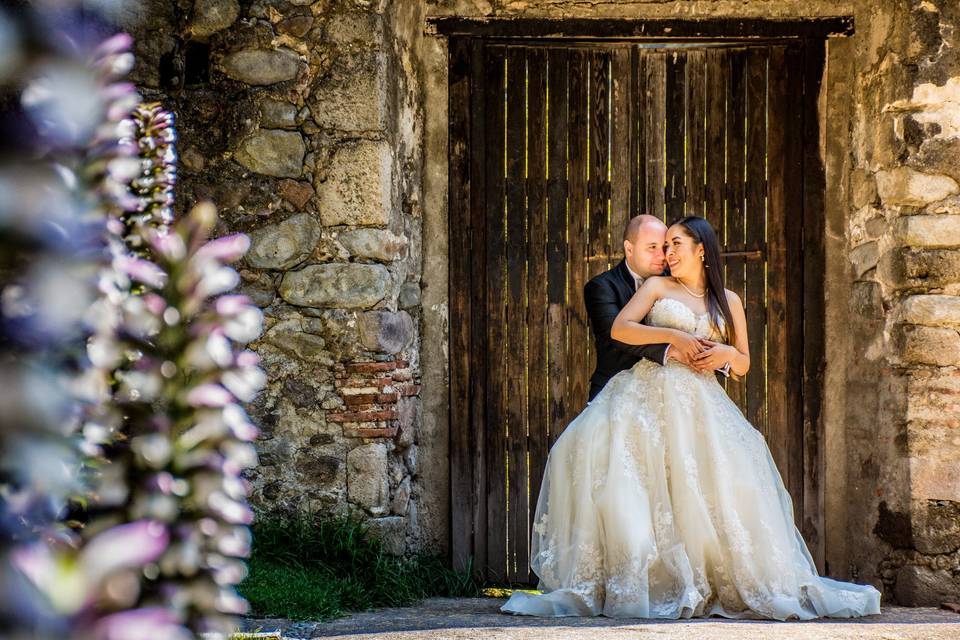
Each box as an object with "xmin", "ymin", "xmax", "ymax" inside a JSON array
[
  {"xmin": 623, "ymin": 214, "xmax": 667, "ymax": 243},
  {"xmin": 623, "ymin": 214, "xmax": 668, "ymax": 278}
]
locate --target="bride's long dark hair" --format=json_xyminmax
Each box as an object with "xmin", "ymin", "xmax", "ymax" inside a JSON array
[{"xmin": 668, "ymin": 215, "xmax": 736, "ymax": 346}]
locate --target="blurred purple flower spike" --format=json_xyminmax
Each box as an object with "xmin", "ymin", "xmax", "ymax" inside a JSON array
[
  {"xmin": 93, "ymin": 606, "xmax": 191, "ymax": 640},
  {"xmin": 195, "ymin": 233, "xmax": 250, "ymax": 263},
  {"xmin": 186, "ymin": 384, "xmax": 233, "ymax": 408},
  {"xmin": 92, "ymin": 33, "xmax": 134, "ymax": 60},
  {"xmin": 116, "ymin": 255, "xmax": 166, "ymax": 289},
  {"xmin": 215, "ymin": 294, "xmax": 252, "ymax": 316},
  {"xmin": 222, "ymin": 404, "xmax": 260, "ymax": 442},
  {"xmin": 82, "ymin": 520, "xmax": 169, "ymax": 586},
  {"xmin": 235, "ymin": 350, "xmax": 261, "ymax": 369},
  {"xmin": 147, "ymin": 229, "xmax": 186, "ymax": 261}
]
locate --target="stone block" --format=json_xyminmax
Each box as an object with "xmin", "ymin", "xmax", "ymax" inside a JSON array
[
  {"xmin": 366, "ymin": 515, "xmax": 406, "ymax": 555},
  {"xmin": 186, "ymin": 0, "xmax": 239, "ymax": 37},
  {"xmin": 304, "ymin": 309, "xmax": 360, "ymax": 360},
  {"xmin": 358, "ymin": 310, "xmax": 414, "ymax": 354},
  {"xmin": 894, "ymin": 565, "xmax": 960, "ymax": 606},
  {"xmin": 850, "ymin": 281, "xmax": 884, "ymax": 319},
  {"xmin": 235, "ymin": 129, "xmax": 305, "ymax": 178},
  {"xmin": 262, "ymin": 318, "xmax": 329, "ymax": 362},
  {"xmin": 221, "ymin": 48, "xmax": 299, "ymax": 85},
  {"xmin": 876, "ymin": 167, "xmax": 959, "ymax": 208},
  {"xmin": 913, "ymin": 500, "xmax": 960, "ymax": 555},
  {"xmin": 391, "ymin": 476, "xmax": 411, "ymax": 515},
  {"xmin": 906, "ymin": 370, "xmax": 960, "ymax": 423},
  {"xmin": 310, "ymin": 49, "xmax": 386, "ymax": 132},
  {"xmin": 398, "ymin": 282, "xmax": 420, "ymax": 309},
  {"xmin": 895, "ymin": 215, "xmax": 960, "ymax": 248},
  {"xmin": 851, "ymin": 168, "xmax": 878, "ymax": 209},
  {"xmin": 259, "ymin": 98, "xmax": 298, "ymax": 129},
  {"xmin": 277, "ymin": 15, "xmax": 314, "ymax": 38},
  {"xmin": 347, "ymin": 443, "xmax": 388, "ymax": 515},
  {"xmin": 278, "ymin": 179, "xmax": 315, "ymax": 209},
  {"xmin": 280, "ymin": 263, "xmax": 390, "ymax": 309},
  {"xmin": 895, "ymin": 324, "xmax": 960, "ymax": 366},
  {"xmin": 316, "ymin": 141, "xmax": 392, "ymax": 227},
  {"xmin": 395, "ymin": 396, "xmax": 420, "ymax": 448},
  {"xmin": 324, "ymin": 12, "xmax": 383, "ymax": 45},
  {"xmin": 238, "ymin": 269, "xmax": 276, "ymax": 308},
  {"xmin": 283, "ymin": 377, "xmax": 320, "ymax": 410},
  {"xmin": 911, "ymin": 137, "xmax": 960, "ymax": 184},
  {"xmin": 246, "ymin": 213, "xmax": 321, "ymax": 270},
  {"xmin": 899, "ymin": 295, "xmax": 960, "ymax": 328},
  {"xmin": 295, "ymin": 454, "xmax": 340, "ymax": 485},
  {"xmin": 849, "ymin": 241, "xmax": 879, "ymax": 278},
  {"xmin": 403, "ymin": 443, "xmax": 418, "ymax": 476},
  {"xmin": 882, "ymin": 248, "xmax": 960, "ymax": 289},
  {"xmin": 338, "ymin": 228, "xmax": 408, "ymax": 262}
]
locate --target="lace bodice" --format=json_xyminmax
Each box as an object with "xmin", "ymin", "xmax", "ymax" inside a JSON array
[{"xmin": 646, "ymin": 297, "xmax": 726, "ymax": 342}]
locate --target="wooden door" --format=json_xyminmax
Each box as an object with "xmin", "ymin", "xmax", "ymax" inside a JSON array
[{"xmin": 449, "ymin": 38, "xmax": 824, "ymax": 584}]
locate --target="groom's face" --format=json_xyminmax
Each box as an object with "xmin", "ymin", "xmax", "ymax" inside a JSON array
[{"xmin": 624, "ymin": 223, "xmax": 667, "ymax": 279}]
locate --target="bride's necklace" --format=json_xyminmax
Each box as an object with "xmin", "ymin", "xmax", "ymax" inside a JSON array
[{"xmin": 674, "ymin": 277, "xmax": 706, "ymax": 298}]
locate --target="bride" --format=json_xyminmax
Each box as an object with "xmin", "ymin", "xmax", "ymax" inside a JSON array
[{"xmin": 500, "ymin": 215, "xmax": 881, "ymax": 620}]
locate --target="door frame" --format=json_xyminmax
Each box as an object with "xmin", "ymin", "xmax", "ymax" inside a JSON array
[{"xmin": 437, "ymin": 16, "xmax": 851, "ymax": 583}]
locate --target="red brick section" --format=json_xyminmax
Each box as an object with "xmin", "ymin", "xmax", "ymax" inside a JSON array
[{"xmin": 329, "ymin": 359, "xmax": 418, "ymax": 439}]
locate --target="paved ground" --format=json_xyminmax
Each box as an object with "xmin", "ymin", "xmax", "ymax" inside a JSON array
[{"xmin": 240, "ymin": 597, "xmax": 960, "ymax": 639}]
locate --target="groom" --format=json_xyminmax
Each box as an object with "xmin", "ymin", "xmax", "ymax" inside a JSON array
[{"xmin": 584, "ymin": 214, "xmax": 728, "ymax": 401}]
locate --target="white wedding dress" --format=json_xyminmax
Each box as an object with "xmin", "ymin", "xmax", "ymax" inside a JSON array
[{"xmin": 501, "ymin": 297, "xmax": 881, "ymax": 620}]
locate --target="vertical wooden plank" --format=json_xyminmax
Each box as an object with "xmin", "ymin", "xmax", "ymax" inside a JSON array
[
  {"xmin": 567, "ymin": 49, "xmax": 591, "ymax": 420},
  {"xmin": 766, "ymin": 44, "xmax": 805, "ymax": 531},
  {"xmin": 685, "ymin": 50, "xmax": 707, "ymax": 218},
  {"xmin": 483, "ymin": 44, "xmax": 507, "ymax": 583},
  {"xmin": 665, "ymin": 50, "xmax": 686, "ymax": 221},
  {"xmin": 629, "ymin": 47, "xmax": 642, "ymax": 219},
  {"xmin": 610, "ymin": 47, "xmax": 633, "ymax": 258},
  {"xmin": 546, "ymin": 48, "xmax": 569, "ymax": 450},
  {"xmin": 504, "ymin": 47, "xmax": 528, "ymax": 583},
  {"xmin": 744, "ymin": 47, "xmax": 768, "ymax": 442},
  {"xmin": 588, "ymin": 49, "xmax": 611, "ymax": 281},
  {"xmin": 642, "ymin": 52, "xmax": 666, "ymax": 221},
  {"xmin": 585, "ymin": 51, "xmax": 609, "ymax": 387},
  {"xmin": 448, "ymin": 37, "xmax": 473, "ymax": 576},
  {"xmin": 524, "ymin": 47, "xmax": 548, "ymax": 585},
  {"xmin": 634, "ymin": 51, "xmax": 647, "ymax": 215},
  {"xmin": 801, "ymin": 39, "xmax": 827, "ymax": 572},
  {"xmin": 467, "ymin": 38, "xmax": 488, "ymax": 580},
  {"xmin": 704, "ymin": 48, "xmax": 727, "ymax": 238},
  {"xmin": 724, "ymin": 49, "xmax": 747, "ymax": 412},
  {"xmin": 726, "ymin": 49, "xmax": 747, "ymax": 252}
]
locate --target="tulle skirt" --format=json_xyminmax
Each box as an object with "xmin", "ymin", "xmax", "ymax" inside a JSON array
[{"xmin": 500, "ymin": 359, "xmax": 881, "ymax": 620}]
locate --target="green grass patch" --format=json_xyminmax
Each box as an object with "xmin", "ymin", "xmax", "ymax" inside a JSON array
[{"xmin": 238, "ymin": 512, "xmax": 482, "ymax": 621}]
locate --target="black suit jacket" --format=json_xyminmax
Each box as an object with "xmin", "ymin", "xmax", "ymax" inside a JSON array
[{"xmin": 584, "ymin": 260, "xmax": 669, "ymax": 401}]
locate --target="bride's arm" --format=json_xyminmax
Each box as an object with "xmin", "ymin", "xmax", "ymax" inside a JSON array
[
  {"xmin": 611, "ymin": 277, "xmax": 703, "ymax": 359},
  {"xmin": 724, "ymin": 290, "xmax": 751, "ymax": 377},
  {"xmin": 695, "ymin": 289, "xmax": 750, "ymax": 377}
]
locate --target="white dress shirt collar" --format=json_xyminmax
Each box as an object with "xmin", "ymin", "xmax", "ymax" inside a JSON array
[{"xmin": 625, "ymin": 262, "xmax": 644, "ymax": 290}]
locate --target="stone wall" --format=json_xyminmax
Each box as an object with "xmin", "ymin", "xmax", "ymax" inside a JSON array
[
  {"xmin": 120, "ymin": 0, "xmax": 436, "ymax": 556},
  {"xmin": 838, "ymin": 0, "xmax": 960, "ymax": 606}
]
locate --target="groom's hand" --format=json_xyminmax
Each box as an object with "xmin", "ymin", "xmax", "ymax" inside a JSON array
[{"xmin": 666, "ymin": 347, "xmax": 698, "ymax": 369}]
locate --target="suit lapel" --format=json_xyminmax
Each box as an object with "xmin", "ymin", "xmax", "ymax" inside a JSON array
[{"xmin": 615, "ymin": 259, "xmax": 635, "ymax": 293}]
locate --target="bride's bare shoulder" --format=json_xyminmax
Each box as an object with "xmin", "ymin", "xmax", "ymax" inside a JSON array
[
  {"xmin": 643, "ymin": 275, "xmax": 670, "ymax": 289},
  {"xmin": 723, "ymin": 288, "xmax": 744, "ymax": 309}
]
